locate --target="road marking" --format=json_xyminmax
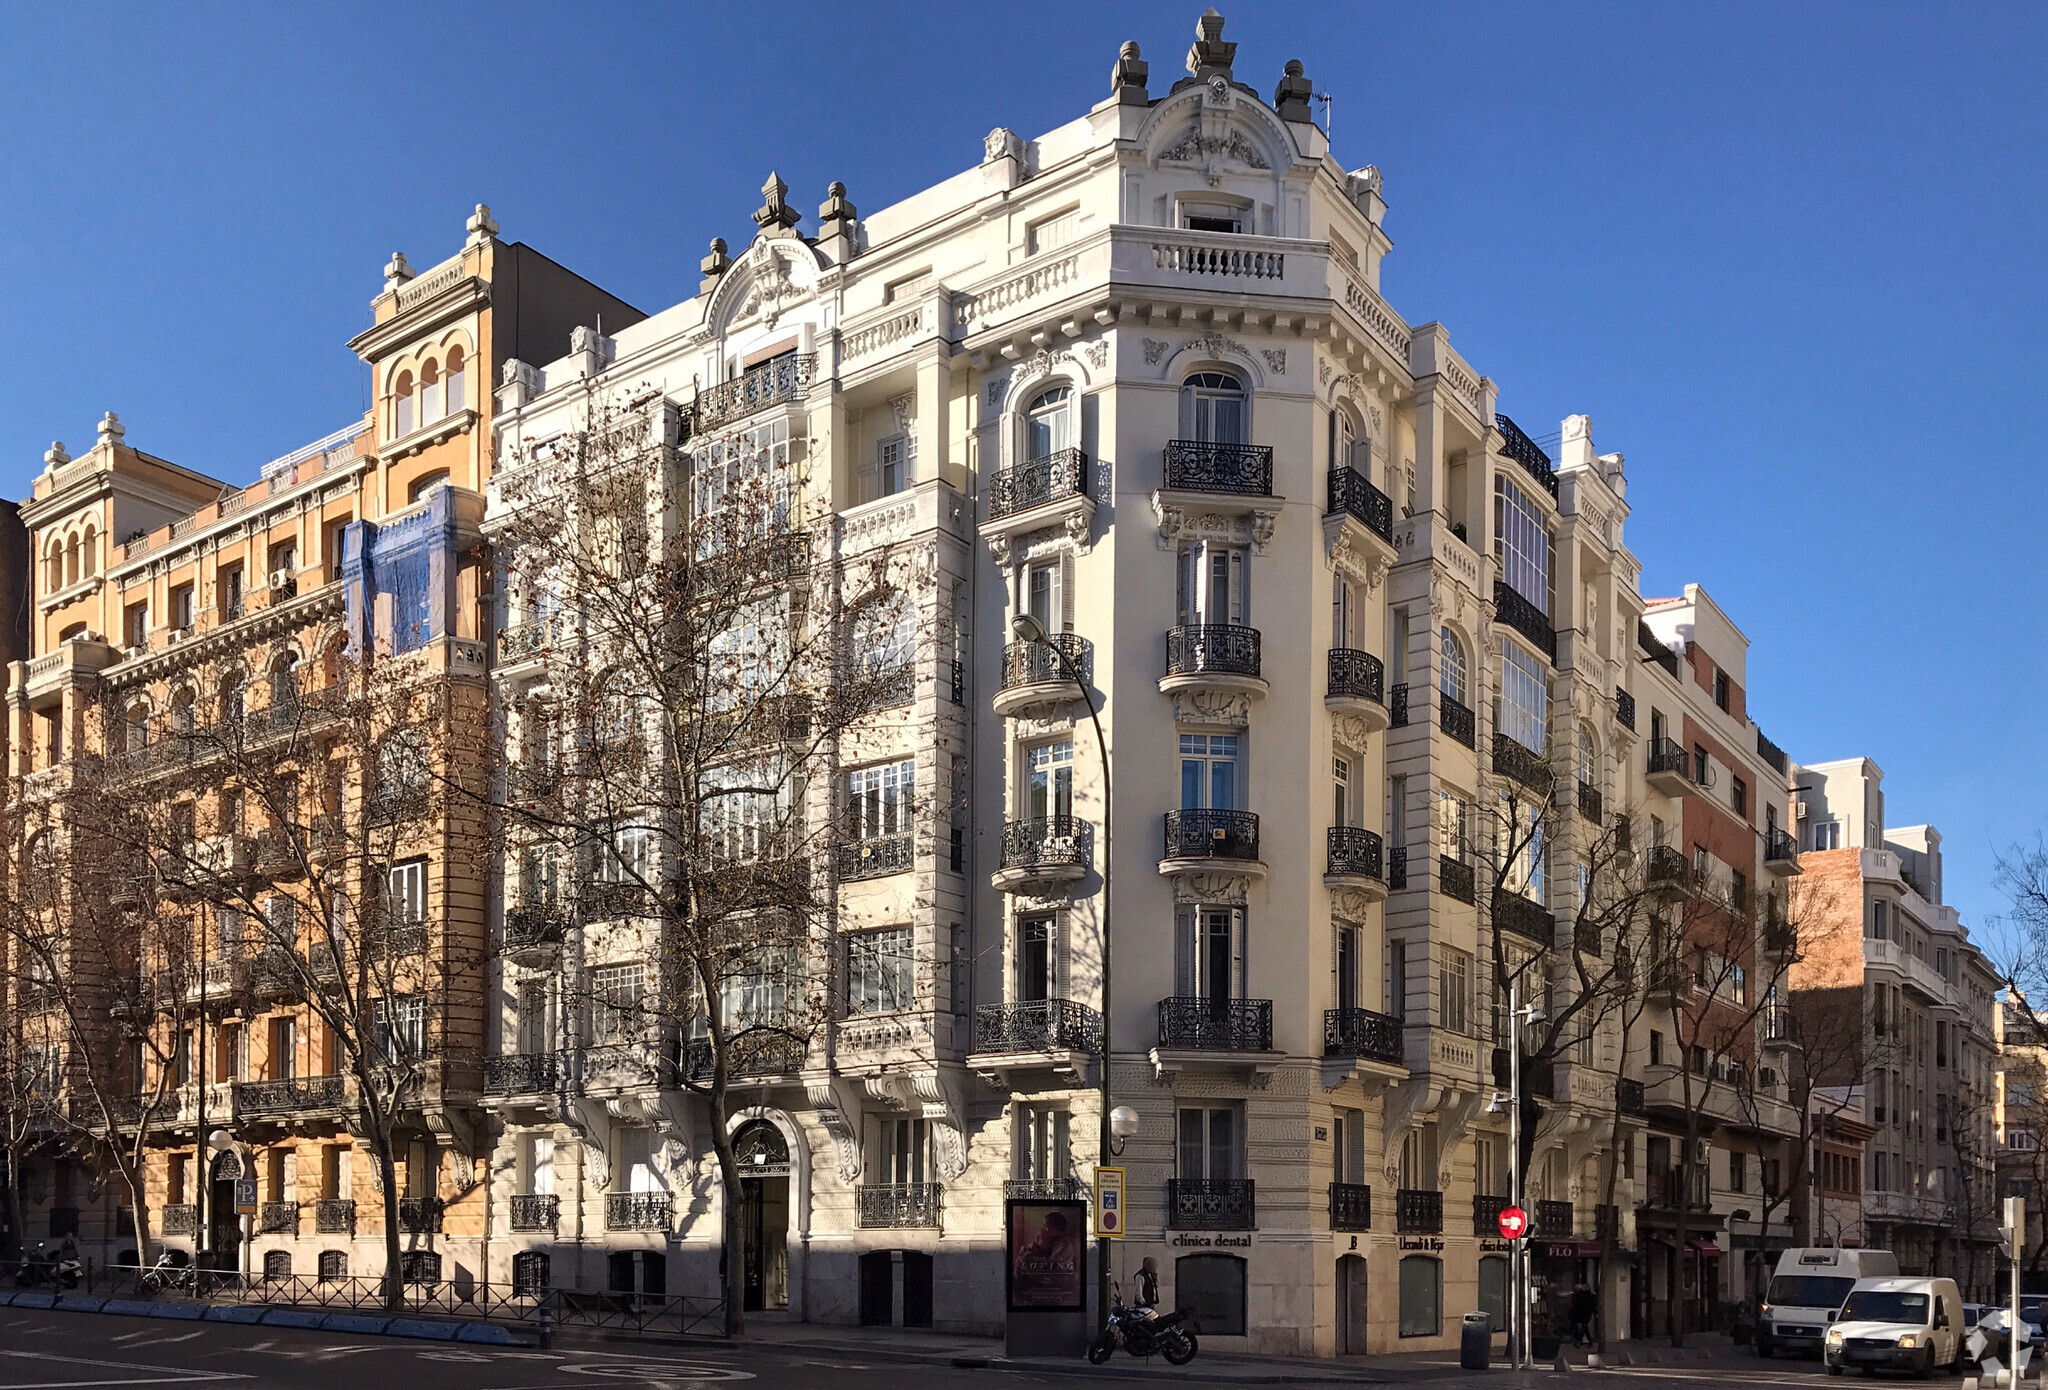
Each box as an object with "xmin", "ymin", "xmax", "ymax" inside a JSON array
[
  {"xmin": 557, "ymin": 1365, "xmax": 754, "ymax": 1381},
  {"xmin": 0, "ymin": 1348, "xmax": 254, "ymax": 1387}
]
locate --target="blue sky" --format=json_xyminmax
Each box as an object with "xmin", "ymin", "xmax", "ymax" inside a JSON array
[{"xmin": 2, "ymin": 3, "xmax": 2042, "ymax": 941}]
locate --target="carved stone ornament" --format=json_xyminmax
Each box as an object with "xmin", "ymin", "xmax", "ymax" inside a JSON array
[
  {"xmin": 1015, "ymin": 349, "xmax": 1074, "ymax": 389},
  {"xmin": 1159, "ymin": 123, "xmax": 1269, "ymax": 171},
  {"xmin": 1331, "ymin": 888, "xmax": 1377, "ymax": 926},
  {"xmin": 1261, "ymin": 348, "xmax": 1287, "ymax": 375},
  {"xmin": 985, "ymin": 374, "xmax": 1011, "ymax": 410},
  {"xmin": 1330, "ymin": 712, "xmax": 1381, "ymax": 754},
  {"xmin": 984, "ymin": 127, "xmax": 1025, "ymax": 166},
  {"xmin": 914, "ymin": 1070, "xmax": 973, "ymax": 1182},
  {"xmin": 1323, "ymin": 515, "xmax": 1390, "ymax": 593},
  {"xmin": 1172, "ymin": 872, "xmax": 1248, "ymax": 906},
  {"xmin": 1085, "ymin": 339, "xmax": 1110, "ymax": 371},
  {"xmin": 983, "ymin": 531, "xmax": 1014, "ymax": 567},
  {"xmin": 1171, "ymin": 689, "xmax": 1251, "ymax": 727},
  {"xmin": 806, "ymin": 1078, "xmax": 865, "ymax": 1183},
  {"xmin": 888, "ymin": 390, "xmax": 917, "ymax": 435},
  {"xmin": 1143, "ymin": 338, "xmax": 1170, "ymax": 365},
  {"xmin": 1152, "ymin": 496, "xmax": 1280, "ymax": 555},
  {"xmin": 738, "ymin": 246, "xmax": 800, "ymax": 328},
  {"xmin": 1183, "ymin": 333, "xmax": 1251, "ymax": 365},
  {"xmin": 1010, "ymin": 714, "xmax": 1077, "ymax": 742},
  {"xmin": 1317, "ymin": 357, "xmax": 1333, "ymax": 387}
]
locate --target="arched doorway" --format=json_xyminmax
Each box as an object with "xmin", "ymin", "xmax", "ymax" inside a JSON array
[
  {"xmin": 208, "ymin": 1150, "xmax": 243, "ymax": 1269},
  {"xmin": 734, "ymin": 1120, "xmax": 789, "ymax": 1311},
  {"xmin": 1336, "ymin": 1253, "xmax": 1368, "ymax": 1354}
]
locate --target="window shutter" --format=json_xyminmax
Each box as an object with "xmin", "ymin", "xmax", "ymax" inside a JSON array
[
  {"xmin": 1232, "ymin": 908, "xmax": 1247, "ymax": 999},
  {"xmin": 1058, "ymin": 554, "xmax": 1074, "ymax": 634},
  {"xmin": 1228, "ymin": 549, "xmax": 1245, "ymax": 625},
  {"xmin": 1175, "ymin": 907, "xmax": 1196, "ymax": 997},
  {"xmin": 1056, "ymin": 913, "xmax": 1072, "ymax": 1002}
]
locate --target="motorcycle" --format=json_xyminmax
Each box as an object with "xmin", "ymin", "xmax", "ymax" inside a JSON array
[
  {"xmin": 15, "ymin": 1242, "xmax": 82, "ymax": 1290},
  {"xmin": 138, "ymin": 1249, "xmax": 196, "ymax": 1297},
  {"xmin": 1087, "ymin": 1291, "xmax": 1199, "ymax": 1365}
]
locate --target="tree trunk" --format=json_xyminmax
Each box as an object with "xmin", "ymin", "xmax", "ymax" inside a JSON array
[
  {"xmin": 3, "ymin": 1142, "xmax": 24, "ymax": 1257},
  {"xmin": 378, "ymin": 1138, "xmax": 403, "ymax": 1312},
  {"xmin": 712, "ymin": 1099, "xmax": 745, "ymax": 1336}
]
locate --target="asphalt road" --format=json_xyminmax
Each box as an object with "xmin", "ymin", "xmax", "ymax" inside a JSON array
[{"xmin": 0, "ymin": 1310, "xmax": 1999, "ymax": 1388}]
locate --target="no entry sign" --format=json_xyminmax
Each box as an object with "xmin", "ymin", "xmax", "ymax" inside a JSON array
[{"xmin": 1497, "ymin": 1205, "xmax": 1529, "ymax": 1239}]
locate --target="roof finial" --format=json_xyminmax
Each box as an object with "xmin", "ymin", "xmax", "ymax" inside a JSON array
[
  {"xmin": 466, "ymin": 203, "xmax": 499, "ymax": 246},
  {"xmin": 1274, "ymin": 59, "xmax": 1313, "ymax": 122},
  {"xmin": 97, "ymin": 412, "xmax": 125, "ymax": 448},
  {"xmin": 384, "ymin": 251, "xmax": 414, "ymax": 291},
  {"xmin": 754, "ymin": 172, "xmax": 800, "ymax": 232},
  {"xmin": 1186, "ymin": 8, "xmax": 1236, "ymax": 81},
  {"xmin": 43, "ymin": 441, "xmax": 69, "ymax": 470},
  {"xmin": 1112, "ymin": 40, "xmax": 1150, "ymax": 105}
]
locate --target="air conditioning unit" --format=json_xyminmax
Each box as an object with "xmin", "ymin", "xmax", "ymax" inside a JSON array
[
  {"xmin": 1795, "ymin": 801, "xmax": 1809, "ymax": 820},
  {"xmin": 122, "ymin": 645, "xmax": 145, "ymax": 661},
  {"xmin": 269, "ymin": 569, "xmax": 294, "ymax": 590},
  {"xmin": 165, "ymin": 627, "xmax": 191, "ymax": 647}
]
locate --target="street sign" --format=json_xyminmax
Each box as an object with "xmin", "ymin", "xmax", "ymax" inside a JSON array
[
  {"xmin": 1093, "ymin": 1167, "xmax": 1126, "ymax": 1238},
  {"xmin": 233, "ymin": 1178, "xmax": 258, "ymax": 1215},
  {"xmin": 1498, "ymin": 1205, "xmax": 1529, "ymax": 1239}
]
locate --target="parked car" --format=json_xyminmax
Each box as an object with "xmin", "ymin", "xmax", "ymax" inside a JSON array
[{"xmin": 1825, "ymin": 1277, "xmax": 1966, "ymax": 1377}]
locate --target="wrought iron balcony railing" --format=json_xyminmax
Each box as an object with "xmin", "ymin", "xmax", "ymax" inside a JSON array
[
  {"xmin": 1165, "ymin": 624, "xmax": 1262, "ymax": 680},
  {"xmin": 1440, "ymin": 692, "xmax": 1476, "ymax": 747},
  {"xmin": 1169, "ymin": 1178, "xmax": 1255, "ymax": 1230},
  {"xmin": 1494, "ymin": 891, "xmax": 1553, "ymax": 947},
  {"xmin": 1440, "ymin": 856, "xmax": 1477, "ymax": 904},
  {"xmin": 1647, "ymin": 844, "xmax": 1691, "ymax": 888},
  {"xmin": 999, "ymin": 632, "xmax": 1092, "ymax": 691},
  {"xmin": 482, "ymin": 1051, "xmax": 559, "ymax": 1096},
  {"xmin": 605, "ymin": 1192, "xmax": 673, "ymax": 1231},
  {"xmin": 1163, "ymin": 439, "xmax": 1273, "ymax": 496},
  {"xmin": 1329, "ymin": 1182, "xmax": 1372, "ymax": 1232},
  {"xmin": 1163, "ymin": 808, "xmax": 1260, "ymax": 863},
  {"xmin": 1327, "ymin": 826, "xmax": 1384, "ymax": 881},
  {"xmin": 1617, "ymin": 1078, "xmax": 1647, "ymax": 1115},
  {"xmin": 697, "ymin": 352, "xmax": 814, "ymax": 429},
  {"xmin": 1765, "ymin": 825, "xmax": 1800, "ymax": 864},
  {"xmin": 1389, "ymin": 845, "xmax": 1408, "ymax": 889},
  {"xmin": 1494, "ymin": 413, "xmax": 1559, "ymax": 500},
  {"xmin": 1327, "ymin": 467, "xmax": 1393, "ymax": 541},
  {"xmin": 259, "ymin": 1201, "xmax": 299, "ymax": 1235},
  {"xmin": 858, "ymin": 1183, "xmax": 942, "ymax": 1229},
  {"xmin": 399, "ymin": 1197, "xmax": 445, "ymax": 1233},
  {"xmin": 999, "ymin": 816, "xmax": 1092, "ymax": 875},
  {"xmin": 839, "ymin": 833, "xmax": 913, "ymax": 881},
  {"xmin": 1474, "ymin": 1194, "xmax": 1508, "ymax": 1236},
  {"xmin": 1157, "ymin": 996, "xmax": 1273, "ymax": 1051},
  {"xmin": 504, "ymin": 901, "xmax": 567, "ymax": 951},
  {"xmin": 1536, "ymin": 1200, "xmax": 1574, "ymax": 1238},
  {"xmin": 163, "ymin": 1204, "xmax": 198, "ymax": 1236},
  {"xmin": 1576, "ymin": 780, "xmax": 1603, "ymax": 825},
  {"xmin": 1324, "ymin": 1007, "xmax": 1403, "ymax": 1064},
  {"xmin": 1493, "ymin": 580, "xmax": 1557, "ymax": 662},
  {"xmin": 510, "ymin": 1194, "xmax": 559, "ymax": 1232},
  {"xmin": 1390, "ymin": 683, "xmax": 1409, "ymax": 727},
  {"xmin": 1006, "ymin": 1177, "xmax": 1087, "ymax": 1202},
  {"xmin": 239, "ymin": 1075, "xmax": 345, "ymax": 1119},
  {"xmin": 315, "ymin": 1198, "xmax": 355, "ymax": 1234},
  {"xmin": 974, "ymin": 998, "xmax": 1102, "ymax": 1055},
  {"xmin": 1615, "ymin": 687, "xmax": 1636, "ymax": 730},
  {"xmin": 990, "ymin": 448, "xmax": 1089, "ymax": 519},
  {"xmin": 1396, "ymin": 1188, "xmax": 1443, "ymax": 1234},
  {"xmin": 1327, "ymin": 647, "xmax": 1385, "ymax": 706},
  {"xmin": 1492, "ymin": 731, "xmax": 1551, "ymax": 790},
  {"xmin": 683, "ymin": 1032, "xmax": 807, "ymax": 1081}
]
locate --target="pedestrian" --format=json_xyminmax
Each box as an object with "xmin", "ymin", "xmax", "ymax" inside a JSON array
[{"xmin": 1570, "ymin": 1281, "xmax": 1597, "ymax": 1347}]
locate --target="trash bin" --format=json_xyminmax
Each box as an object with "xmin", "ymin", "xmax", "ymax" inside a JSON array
[{"xmin": 1462, "ymin": 1311, "xmax": 1493, "ymax": 1369}]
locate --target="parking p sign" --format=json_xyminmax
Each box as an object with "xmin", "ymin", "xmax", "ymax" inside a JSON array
[
  {"xmin": 1093, "ymin": 1167, "xmax": 1126, "ymax": 1238},
  {"xmin": 234, "ymin": 1178, "xmax": 258, "ymax": 1215}
]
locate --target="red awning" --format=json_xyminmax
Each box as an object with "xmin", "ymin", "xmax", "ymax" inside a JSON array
[{"xmin": 1687, "ymin": 1238, "xmax": 1723, "ymax": 1256}]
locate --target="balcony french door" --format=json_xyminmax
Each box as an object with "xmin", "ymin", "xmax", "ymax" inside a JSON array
[
  {"xmin": 1180, "ymin": 734, "xmax": 1239, "ymax": 813},
  {"xmin": 1176, "ymin": 906, "xmax": 1244, "ymax": 1006},
  {"xmin": 1026, "ymin": 742, "xmax": 1073, "ymax": 821},
  {"xmin": 1178, "ymin": 1106, "xmax": 1240, "ymax": 1182},
  {"xmin": 1177, "ymin": 541, "xmax": 1245, "ymax": 627},
  {"xmin": 1018, "ymin": 916, "xmax": 1053, "ymax": 1004}
]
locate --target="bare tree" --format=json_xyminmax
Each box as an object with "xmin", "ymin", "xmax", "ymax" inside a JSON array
[{"xmin": 478, "ymin": 394, "xmax": 920, "ymax": 1330}]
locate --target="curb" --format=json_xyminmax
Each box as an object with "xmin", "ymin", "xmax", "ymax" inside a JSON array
[{"xmin": 0, "ymin": 1289, "xmax": 527, "ymax": 1347}]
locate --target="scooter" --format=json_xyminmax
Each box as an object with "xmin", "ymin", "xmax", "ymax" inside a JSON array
[
  {"xmin": 1087, "ymin": 1290, "xmax": 1199, "ymax": 1365},
  {"xmin": 14, "ymin": 1242, "xmax": 82, "ymax": 1290},
  {"xmin": 137, "ymin": 1248, "xmax": 196, "ymax": 1296}
]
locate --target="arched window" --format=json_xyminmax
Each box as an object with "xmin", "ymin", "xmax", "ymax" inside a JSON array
[
  {"xmin": 318, "ymin": 1250, "xmax": 347, "ymax": 1282},
  {"xmin": 734, "ymin": 1119, "xmax": 790, "ymax": 1167},
  {"xmin": 271, "ymin": 653, "xmax": 300, "ymax": 710},
  {"xmin": 1439, "ymin": 628, "xmax": 1467, "ymax": 704},
  {"xmin": 1181, "ymin": 371, "xmax": 1246, "ymax": 444},
  {"xmin": 44, "ymin": 543, "xmax": 62, "ymax": 591},
  {"xmin": 419, "ymin": 359, "xmax": 442, "ymax": 425},
  {"xmin": 1025, "ymin": 385, "xmax": 1073, "ymax": 461},
  {"xmin": 394, "ymin": 370, "xmax": 415, "ymax": 438},
  {"xmin": 220, "ymin": 673, "xmax": 246, "ymax": 728},
  {"xmin": 1335, "ymin": 410, "xmax": 1371, "ymax": 480},
  {"xmin": 65, "ymin": 535, "xmax": 79, "ymax": 587},
  {"xmin": 170, "ymin": 688, "xmax": 196, "ymax": 735},
  {"xmin": 263, "ymin": 1250, "xmax": 291, "ymax": 1280},
  {"xmin": 444, "ymin": 346, "xmax": 466, "ymax": 414},
  {"xmin": 1578, "ymin": 726, "xmax": 1596, "ymax": 787},
  {"xmin": 407, "ymin": 469, "xmax": 450, "ymax": 504},
  {"xmin": 125, "ymin": 704, "xmax": 150, "ymax": 753},
  {"xmin": 81, "ymin": 526, "xmax": 98, "ymax": 578}
]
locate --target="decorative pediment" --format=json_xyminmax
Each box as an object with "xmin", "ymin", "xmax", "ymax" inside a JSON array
[{"xmin": 708, "ymin": 233, "xmax": 825, "ymax": 335}]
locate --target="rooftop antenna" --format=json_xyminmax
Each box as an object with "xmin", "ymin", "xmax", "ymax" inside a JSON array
[{"xmin": 1312, "ymin": 92, "xmax": 1333, "ymax": 142}]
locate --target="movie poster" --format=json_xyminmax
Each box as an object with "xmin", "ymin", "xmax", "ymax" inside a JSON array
[{"xmin": 1006, "ymin": 1199, "xmax": 1086, "ymax": 1311}]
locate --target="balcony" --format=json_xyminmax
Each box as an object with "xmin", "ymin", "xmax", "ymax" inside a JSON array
[
  {"xmin": 504, "ymin": 900, "xmax": 567, "ymax": 961},
  {"xmin": 1323, "ymin": 1007, "xmax": 1404, "ymax": 1065},
  {"xmin": 697, "ymin": 352, "xmax": 814, "ymax": 429},
  {"xmin": 1643, "ymin": 1167, "xmax": 1711, "ymax": 1212},
  {"xmin": 1163, "ymin": 439, "xmax": 1272, "ymax": 497},
  {"xmin": 510, "ymin": 1194, "xmax": 559, "ymax": 1233},
  {"xmin": 1615, "ymin": 687, "xmax": 1637, "ymax": 731},
  {"xmin": 1161, "ymin": 624, "xmax": 1266, "ymax": 699},
  {"xmin": 1646, "ymin": 845, "xmax": 1692, "ymax": 897},
  {"xmin": 1324, "ymin": 1183, "xmax": 1371, "ymax": 1232},
  {"xmin": 1169, "ymin": 1178, "xmax": 1256, "ymax": 1230},
  {"xmin": 1390, "ymin": 682, "xmax": 1409, "ymax": 727},
  {"xmin": 1325, "ymin": 649, "xmax": 1388, "ymax": 729},
  {"xmin": 1495, "ymin": 414, "xmax": 1559, "ymax": 499},
  {"xmin": 1327, "ymin": 466, "xmax": 1394, "ymax": 543},
  {"xmin": 252, "ymin": 948, "xmax": 304, "ymax": 1001},
  {"xmin": 1495, "ymin": 580, "xmax": 1557, "ymax": 661},
  {"xmin": 1536, "ymin": 1200, "xmax": 1574, "ymax": 1239},
  {"xmin": 1006, "ymin": 1177, "xmax": 1087, "ymax": 1201},
  {"xmin": 994, "ymin": 633, "xmax": 1092, "ymax": 717},
  {"xmin": 1576, "ymin": 780, "xmax": 1603, "ymax": 825},
  {"xmin": 989, "ymin": 448, "xmax": 1089, "ymax": 520},
  {"xmin": 1439, "ymin": 691, "xmax": 1476, "ymax": 748},
  {"xmin": 1617, "ymin": 1078, "xmax": 1646, "ymax": 1116},
  {"xmin": 1440, "ymin": 856, "xmax": 1477, "ymax": 904},
  {"xmin": 1474, "ymin": 1194, "xmax": 1508, "ymax": 1236},
  {"xmin": 1493, "ymin": 891, "xmax": 1554, "ymax": 948},
  {"xmin": 163, "ymin": 1204, "xmax": 198, "ymax": 1236},
  {"xmin": 497, "ymin": 619, "xmax": 560, "ymax": 666},
  {"xmin": 239, "ymin": 1075, "xmax": 345, "ymax": 1120},
  {"xmin": 482, "ymin": 1052, "xmax": 559, "ymax": 1096},
  {"xmin": 993, "ymin": 816, "xmax": 1092, "ymax": 892},
  {"xmin": 1492, "ymin": 731, "xmax": 1551, "ymax": 790},
  {"xmin": 1396, "ymin": 1189, "xmax": 1444, "ymax": 1235},
  {"xmin": 683, "ymin": 1032, "xmax": 807, "ymax": 1082},
  {"xmin": 973, "ymin": 998, "xmax": 1101, "ymax": 1057},
  {"xmin": 399, "ymin": 1197, "xmax": 445, "ymax": 1233},
  {"xmin": 839, "ymin": 833, "xmax": 913, "ymax": 882},
  {"xmin": 1160, "ymin": 809, "xmax": 1263, "ymax": 878},
  {"xmin": 605, "ymin": 1192, "xmax": 674, "ymax": 1231},
  {"xmin": 1324, "ymin": 826, "xmax": 1387, "ymax": 902},
  {"xmin": 259, "ymin": 1201, "xmax": 299, "ymax": 1235},
  {"xmin": 1389, "ymin": 845, "xmax": 1408, "ymax": 889},
  {"xmin": 1764, "ymin": 826, "xmax": 1802, "ymax": 876},
  {"xmin": 1647, "ymin": 737, "xmax": 1706, "ymax": 797},
  {"xmin": 858, "ymin": 1183, "xmax": 942, "ymax": 1229},
  {"xmin": 314, "ymin": 1199, "xmax": 355, "ymax": 1235},
  {"xmin": 1157, "ymin": 996, "xmax": 1274, "ymax": 1052}
]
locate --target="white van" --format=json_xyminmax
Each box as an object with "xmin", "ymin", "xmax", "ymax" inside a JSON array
[
  {"xmin": 1757, "ymin": 1248, "xmax": 1902, "ymax": 1358},
  {"xmin": 1824, "ymin": 1277, "xmax": 1966, "ymax": 1377}
]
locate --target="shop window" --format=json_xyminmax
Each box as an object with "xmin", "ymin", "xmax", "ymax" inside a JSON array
[
  {"xmin": 1174, "ymin": 1253, "xmax": 1247, "ymax": 1337},
  {"xmin": 1399, "ymin": 1254, "xmax": 1442, "ymax": 1337},
  {"xmin": 1478, "ymin": 1255, "xmax": 1508, "ymax": 1333}
]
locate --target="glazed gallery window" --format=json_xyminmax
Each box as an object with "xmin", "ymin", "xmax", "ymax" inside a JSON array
[
  {"xmin": 1497, "ymin": 642, "xmax": 1548, "ymax": 753},
  {"xmin": 593, "ymin": 824, "xmax": 654, "ymax": 883},
  {"xmin": 854, "ymin": 592, "xmax": 916, "ymax": 705},
  {"xmin": 846, "ymin": 927, "xmax": 915, "ymax": 1015},
  {"xmin": 719, "ymin": 950, "xmax": 791, "ymax": 1031},
  {"xmin": 1439, "ymin": 628, "xmax": 1467, "ymax": 704},
  {"xmin": 1180, "ymin": 371, "xmax": 1246, "ymax": 444},
  {"xmin": 1492, "ymin": 475, "xmax": 1553, "ymax": 614},
  {"xmin": 847, "ymin": 761, "xmax": 915, "ymax": 840},
  {"xmin": 691, "ymin": 417, "xmax": 791, "ymax": 553},
  {"xmin": 588, "ymin": 964, "xmax": 645, "ymax": 1045},
  {"xmin": 1025, "ymin": 385, "xmax": 1073, "ymax": 460},
  {"xmin": 1439, "ymin": 947, "xmax": 1472, "ymax": 1034}
]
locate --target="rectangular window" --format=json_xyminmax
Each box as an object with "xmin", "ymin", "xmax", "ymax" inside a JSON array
[
  {"xmin": 1497, "ymin": 643, "xmax": 1547, "ymax": 753},
  {"xmin": 594, "ymin": 824, "xmax": 654, "ymax": 883},
  {"xmin": 1176, "ymin": 540, "xmax": 1247, "ymax": 626},
  {"xmin": 1016, "ymin": 1106, "xmax": 1072, "ymax": 1181},
  {"xmin": 525, "ymin": 1135, "xmax": 556, "ymax": 1196},
  {"xmin": 1713, "ymin": 668, "xmax": 1729, "ymax": 711},
  {"xmin": 1335, "ymin": 1107, "xmax": 1367, "ymax": 1186},
  {"xmin": 1649, "ymin": 1030, "xmax": 1664, "ymax": 1067},
  {"xmin": 1387, "ymin": 940, "xmax": 1407, "ymax": 1021},
  {"xmin": 1174, "ymin": 905, "xmax": 1244, "ymax": 1003},
  {"xmin": 1177, "ymin": 1106, "xmax": 1240, "ymax": 1180},
  {"xmin": 589, "ymin": 964, "xmax": 645, "ymax": 1045},
  {"xmin": 1020, "ymin": 555, "xmax": 1067, "ymax": 634},
  {"xmin": 847, "ymin": 927, "xmax": 915, "ymax": 1014},
  {"xmin": 1027, "ymin": 209, "xmax": 1080, "ymax": 255},
  {"xmin": 1811, "ymin": 819, "xmax": 1841, "ymax": 851},
  {"xmin": 1017, "ymin": 915, "xmax": 1054, "ymax": 1002},
  {"xmin": 1492, "ymin": 476, "xmax": 1552, "ymax": 614},
  {"xmin": 1732, "ymin": 777, "xmax": 1747, "ymax": 817},
  {"xmin": 876, "ymin": 436, "xmax": 912, "ymax": 498},
  {"xmin": 847, "ymin": 760, "xmax": 915, "ymax": 840},
  {"xmin": 220, "ymin": 563, "xmax": 245, "ymax": 621},
  {"xmin": 1440, "ymin": 947, "xmax": 1471, "ymax": 1035},
  {"xmin": 372, "ymin": 996, "xmax": 426, "ymax": 1063},
  {"xmin": 125, "ymin": 601, "xmax": 149, "ymax": 648},
  {"xmin": 875, "ymin": 1116, "xmax": 930, "ymax": 1184},
  {"xmin": 1178, "ymin": 733, "xmax": 1240, "ymax": 811},
  {"xmin": 1026, "ymin": 741, "xmax": 1074, "ymax": 821},
  {"xmin": 387, "ymin": 859, "xmax": 427, "ymax": 922},
  {"xmin": 171, "ymin": 583, "xmax": 195, "ymax": 631},
  {"xmin": 270, "ymin": 1017, "xmax": 296, "ymax": 1080},
  {"xmin": 1437, "ymin": 791, "xmax": 1469, "ymax": 862}
]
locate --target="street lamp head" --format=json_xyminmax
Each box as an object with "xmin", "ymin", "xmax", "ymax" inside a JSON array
[
  {"xmin": 1010, "ymin": 612, "xmax": 1047, "ymax": 645},
  {"xmin": 1487, "ymin": 1090, "xmax": 1510, "ymax": 1115},
  {"xmin": 206, "ymin": 1129, "xmax": 233, "ymax": 1152},
  {"xmin": 1522, "ymin": 1006, "xmax": 1547, "ymax": 1027},
  {"xmin": 1109, "ymin": 1105, "xmax": 1141, "ymax": 1140}
]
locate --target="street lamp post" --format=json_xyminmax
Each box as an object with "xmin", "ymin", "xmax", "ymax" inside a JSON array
[
  {"xmin": 1009, "ymin": 613, "xmax": 1113, "ymax": 1327},
  {"xmin": 1498, "ymin": 978, "xmax": 1545, "ymax": 1370}
]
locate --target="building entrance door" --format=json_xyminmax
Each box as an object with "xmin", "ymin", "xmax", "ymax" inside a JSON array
[
  {"xmin": 1337, "ymin": 1254, "xmax": 1368, "ymax": 1354},
  {"xmin": 734, "ymin": 1121, "xmax": 790, "ymax": 1312},
  {"xmin": 207, "ymin": 1150, "xmax": 242, "ymax": 1269}
]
